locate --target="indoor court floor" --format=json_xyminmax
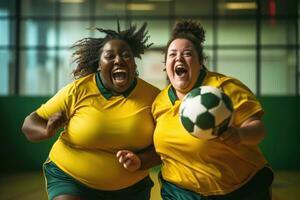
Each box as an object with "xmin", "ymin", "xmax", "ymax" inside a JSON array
[{"xmin": 0, "ymin": 170, "xmax": 299, "ymax": 200}]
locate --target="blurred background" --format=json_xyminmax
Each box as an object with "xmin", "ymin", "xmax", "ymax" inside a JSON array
[{"xmin": 0, "ymin": 0, "xmax": 299, "ymax": 199}]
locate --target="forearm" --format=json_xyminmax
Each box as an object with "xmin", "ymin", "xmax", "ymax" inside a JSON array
[
  {"xmin": 239, "ymin": 119, "xmax": 266, "ymax": 146},
  {"xmin": 138, "ymin": 145, "xmax": 161, "ymax": 170},
  {"xmin": 22, "ymin": 112, "xmax": 50, "ymax": 142}
]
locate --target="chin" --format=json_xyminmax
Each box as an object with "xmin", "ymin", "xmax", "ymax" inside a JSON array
[
  {"xmin": 114, "ymin": 85, "xmax": 129, "ymax": 92},
  {"xmin": 174, "ymin": 82, "xmax": 190, "ymax": 91}
]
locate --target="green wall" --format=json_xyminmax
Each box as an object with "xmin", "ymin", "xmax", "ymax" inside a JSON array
[
  {"xmin": 0, "ymin": 96, "xmax": 299, "ymax": 172},
  {"xmin": 0, "ymin": 97, "xmax": 58, "ymax": 173},
  {"xmin": 258, "ymin": 97, "xmax": 300, "ymax": 170}
]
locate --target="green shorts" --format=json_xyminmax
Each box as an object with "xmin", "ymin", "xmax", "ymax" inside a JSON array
[
  {"xmin": 160, "ymin": 166, "xmax": 273, "ymax": 200},
  {"xmin": 43, "ymin": 161, "xmax": 153, "ymax": 200}
]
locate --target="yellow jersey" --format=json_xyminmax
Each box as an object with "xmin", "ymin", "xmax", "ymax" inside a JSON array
[
  {"xmin": 152, "ymin": 69, "xmax": 267, "ymax": 196},
  {"xmin": 37, "ymin": 72, "xmax": 160, "ymax": 190}
]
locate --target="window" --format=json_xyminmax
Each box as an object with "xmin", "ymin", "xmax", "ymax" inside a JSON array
[{"xmin": 0, "ymin": 0, "xmax": 299, "ymax": 96}]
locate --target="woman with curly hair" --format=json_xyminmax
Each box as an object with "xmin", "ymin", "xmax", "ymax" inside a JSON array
[
  {"xmin": 117, "ymin": 20, "xmax": 274, "ymax": 200},
  {"xmin": 22, "ymin": 22, "xmax": 160, "ymax": 200}
]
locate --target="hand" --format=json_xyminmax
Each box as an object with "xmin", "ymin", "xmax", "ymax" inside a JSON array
[
  {"xmin": 116, "ymin": 150, "xmax": 141, "ymax": 172},
  {"xmin": 46, "ymin": 112, "xmax": 67, "ymax": 137},
  {"xmin": 219, "ymin": 127, "xmax": 241, "ymax": 145}
]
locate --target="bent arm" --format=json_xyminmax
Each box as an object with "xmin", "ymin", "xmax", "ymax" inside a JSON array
[
  {"xmin": 220, "ymin": 112, "xmax": 266, "ymax": 146},
  {"xmin": 238, "ymin": 115, "xmax": 266, "ymax": 146},
  {"xmin": 138, "ymin": 145, "xmax": 162, "ymax": 170},
  {"xmin": 117, "ymin": 145, "xmax": 161, "ymax": 172},
  {"xmin": 22, "ymin": 111, "xmax": 66, "ymax": 142}
]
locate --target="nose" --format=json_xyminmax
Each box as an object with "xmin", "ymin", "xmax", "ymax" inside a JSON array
[
  {"xmin": 114, "ymin": 55, "xmax": 123, "ymax": 65},
  {"xmin": 175, "ymin": 52, "xmax": 183, "ymax": 62}
]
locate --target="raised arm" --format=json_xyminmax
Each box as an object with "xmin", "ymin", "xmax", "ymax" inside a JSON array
[{"xmin": 22, "ymin": 111, "xmax": 67, "ymax": 142}]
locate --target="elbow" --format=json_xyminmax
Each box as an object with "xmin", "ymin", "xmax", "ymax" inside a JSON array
[
  {"xmin": 21, "ymin": 112, "xmax": 49, "ymax": 142},
  {"xmin": 240, "ymin": 119, "xmax": 266, "ymax": 146},
  {"xmin": 22, "ymin": 117, "xmax": 33, "ymax": 142},
  {"xmin": 21, "ymin": 116, "xmax": 39, "ymax": 142},
  {"xmin": 254, "ymin": 120, "xmax": 267, "ymax": 145}
]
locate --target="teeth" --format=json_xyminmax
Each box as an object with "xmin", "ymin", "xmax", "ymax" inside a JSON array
[
  {"xmin": 175, "ymin": 65, "xmax": 185, "ymax": 69},
  {"xmin": 114, "ymin": 69, "xmax": 126, "ymax": 73},
  {"xmin": 112, "ymin": 68, "xmax": 127, "ymax": 80}
]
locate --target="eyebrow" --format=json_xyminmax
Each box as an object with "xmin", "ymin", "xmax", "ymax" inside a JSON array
[
  {"xmin": 103, "ymin": 48, "xmax": 131, "ymax": 52},
  {"xmin": 168, "ymin": 48, "xmax": 193, "ymax": 52}
]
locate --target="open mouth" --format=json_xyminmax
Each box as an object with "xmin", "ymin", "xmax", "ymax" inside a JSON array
[
  {"xmin": 112, "ymin": 68, "xmax": 128, "ymax": 83},
  {"xmin": 175, "ymin": 66, "xmax": 188, "ymax": 77}
]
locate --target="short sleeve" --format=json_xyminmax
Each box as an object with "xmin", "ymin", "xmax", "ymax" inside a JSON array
[
  {"xmin": 221, "ymin": 78, "xmax": 263, "ymax": 126},
  {"xmin": 36, "ymin": 83, "xmax": 76, "ymax": 120}
]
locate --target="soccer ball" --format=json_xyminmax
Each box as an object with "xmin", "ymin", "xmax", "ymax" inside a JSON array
[{"xmin": 179, "ymin": 86, "xmax": 234, "ymax": 140}]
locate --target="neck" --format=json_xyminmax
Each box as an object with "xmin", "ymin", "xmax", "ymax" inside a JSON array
[{"xmin": 176, "ymin": 91, "xmax": 186, "ymax": 101}]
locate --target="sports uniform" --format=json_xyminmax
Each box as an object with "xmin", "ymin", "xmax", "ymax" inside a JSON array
[
  {"xmin": 37, "ymin": 72, "xmax": 159, "ymax": 198},
  {"xmin": 152, "ymin": 69, "xmax": 273, "ymax": 199}
]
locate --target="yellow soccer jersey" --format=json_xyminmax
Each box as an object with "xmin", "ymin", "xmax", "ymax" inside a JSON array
[
  {"xmin": 152, "ymin": 69, "xmax": 267, "ymax": 196},
  {"xmin": 36, "ymin": 72, "xmax": 160, "ymax": 190}
]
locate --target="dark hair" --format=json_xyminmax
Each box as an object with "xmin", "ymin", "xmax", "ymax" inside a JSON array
[
  {"xmin": 72, "ymin": 22, "xmax": 153, "ymax": 78},
  {"xmin": 164, "ymin": 20, "xmax": 206, "ymax": 64}
]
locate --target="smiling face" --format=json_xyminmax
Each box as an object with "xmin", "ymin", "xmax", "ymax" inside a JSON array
[
  {"xmin": 166, "ymin": 38, "xmax": 202, "ymax": 99},
  {"xmin": 99, "ymin": 39, "xmax": 136, "ymax": 94}
]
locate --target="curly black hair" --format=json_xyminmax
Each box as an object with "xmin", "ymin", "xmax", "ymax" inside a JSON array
[
  {"xmin": 71, "ymin": 21, "xmax": 153, "ymax": 78},
  {"xmin": 164, "ymin": 20, "xmax": 206, "ymax": 64}
]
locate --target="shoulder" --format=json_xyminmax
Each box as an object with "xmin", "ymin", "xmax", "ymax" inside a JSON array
[
  {"xmin": 154, "ymin": 85, "xmax": 170, "ymax": 101},
  {"xmin": 125, "ymin": 78, "xmax": 160, "ymax": 106},
  {"xmin": 73, "ymin": 73, "xmax": 95, "ymax": 88},
  {"xmin": 205, "ymin": 70, "xmax": 253, "ymax": 94},
  {"xmin": 71, "ymin": 73, "xmax": 98, "ymax": 96},
  {"xmin": 152, "ymin": 85, "xmax": 171, "ymax": 108},
  {"xmin": 205, "ymin": 71, "xmax": 233, "ymax": 85}
]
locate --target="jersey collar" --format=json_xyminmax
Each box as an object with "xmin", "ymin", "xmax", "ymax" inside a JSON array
[
  {"xmin": 168, "ymin": 68, "xmax": 207, "ymax": 105},
  {"xmin": 96, "ymin": 72, "xmax": 137, "ymax": 99}
]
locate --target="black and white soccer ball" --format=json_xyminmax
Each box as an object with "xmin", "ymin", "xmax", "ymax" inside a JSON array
[{"xmin": 179, "ymin": 86, "xmax": 234, "ymax": 140}]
